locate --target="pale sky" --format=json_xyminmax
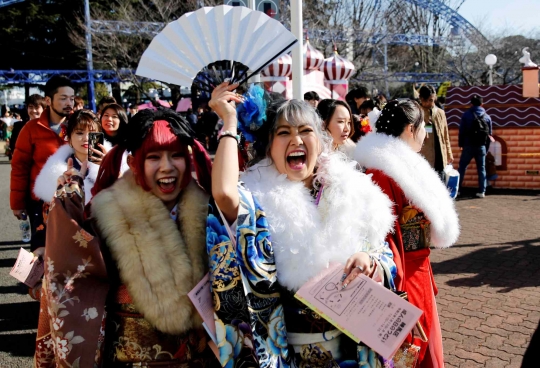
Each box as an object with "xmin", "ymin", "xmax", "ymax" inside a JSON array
[{"xmin": 458, "ymin": 0, "xmax": 540, "ymax": 37}]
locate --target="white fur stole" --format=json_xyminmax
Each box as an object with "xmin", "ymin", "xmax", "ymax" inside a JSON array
[
  {"xmin": 241, "ymin": 152, "xmax": 394, "ymax": 291},
  {"xmin": 354, "ymin": 133, "xmax": 460, "ymax": 248},
  {"xmin": 33, "ymin": 144, "xmax": 106, "ymax": 204}
]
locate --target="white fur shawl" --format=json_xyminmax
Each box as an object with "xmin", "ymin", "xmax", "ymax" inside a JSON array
[
  {"xmin": 354, "ymin": 133, "xmax": 460, "ymax": 248},
  {"xmin": 241, "ymin": 151, "xmax": 395, "ymax": 291},
  {"xmin": 91, "ymin": 172, "xmax": 209, "ymax": 334},
  {"xmin": 33, "ymin": 144, "xmax": 107, "ymax": 204}
]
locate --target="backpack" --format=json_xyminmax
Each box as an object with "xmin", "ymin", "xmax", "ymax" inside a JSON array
[{"xmin": 471, "ymin": 112, "xmax": 490, "ymax": 146}]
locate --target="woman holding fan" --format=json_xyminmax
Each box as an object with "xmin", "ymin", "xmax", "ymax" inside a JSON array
[{"xmin": 207, "ymin": 82, "xmax": 397, "ymax": 368}]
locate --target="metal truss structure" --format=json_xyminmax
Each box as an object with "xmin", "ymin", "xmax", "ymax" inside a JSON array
[
  {"xmin": 0, "ymin": 0, "xmax": 23, "ymax": 7},
  {"xmin": 0, "ymin": 69, "xmax": 460, "ymax": 85},
  {"xmin": 309, "ymin": 29, "xmax": 451, "ymax": 47},
  {"xmin": 404, "ymin": 0, "xmax": 491, "ymax": 49},
  {"xmin": 0, "ymin": 70, "xmax": 132, "ymax": 84},
  {"xmin": 90, "ymin": 20, "xmax": 164, "ymax": 37},
  {"xmin": 353, "ymin": 72, "xmax": 459, "ymax": 84},
  {"xmin": 0, "ymin": 0, "xmax": 486, "ymax": 99}
]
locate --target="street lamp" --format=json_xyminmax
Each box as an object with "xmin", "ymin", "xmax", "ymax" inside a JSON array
[{"xmin": 485, "ymin": 54, "xmax": 497, "ymax": 86}]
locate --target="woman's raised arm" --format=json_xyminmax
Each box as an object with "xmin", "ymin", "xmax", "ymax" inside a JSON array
[{"xmin": 208, "ymin": 82, "xmax": 244, "ymax": 223}]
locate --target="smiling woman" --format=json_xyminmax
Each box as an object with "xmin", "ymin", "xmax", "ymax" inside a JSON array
[
  {"xmin": 34, "ymin": 108, "xmax": 220, "ymax": 367},
  {"xmin": 100, "ymin": 103, "xmax": 128, "ymax": 146},
  {"xmin": 207, "ymin": 82, "xmax": 398, "ymax": 367},
  {"xmin": 33, "ymin": 109, "xmax": 108, "ymax": 206}
]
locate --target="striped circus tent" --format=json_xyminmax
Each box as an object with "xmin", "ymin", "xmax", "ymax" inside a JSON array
[
  {"xmin": 303, "ymin": 40, "xmax": 325, "ymax": 70},
  {"xmin": 262, "ymin": 53, "xmax": 292, "ymax": 77},
  {"xmin": 321, "ymin": 50, "xmax": 355, "ymax": 81}
]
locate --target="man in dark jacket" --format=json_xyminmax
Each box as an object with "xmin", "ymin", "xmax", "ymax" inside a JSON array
[{"xmin": 458, "ymin": 94, "xmax": 493, "ymax": 198}]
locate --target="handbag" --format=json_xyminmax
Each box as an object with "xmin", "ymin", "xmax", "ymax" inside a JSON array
[
  {"xmin": 399, "ymin": 206, "xmax": 431, "ymax": 252},
  {"xmin": 393, "ymin": 341, "xmax": 420, "ymax": 368},
  {"xmin": 392, "ymin": 292, "xmax": 427, "ymax": 368}
]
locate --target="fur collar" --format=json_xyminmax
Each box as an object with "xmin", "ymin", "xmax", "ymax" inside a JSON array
[
  {"xmin": 91, "ymin": 172, "xmax": 209, "ymax": 334},
  {"xmin": 241, "ymin": 152, "xmax": 394, "ymax": 291},
  {"xmin": 354, "ymin": 133, "xmax": 460, "ymax": 248},
  {"xmin": 33, "ymin": 144, "xmax": 106, "ymax": 204}
]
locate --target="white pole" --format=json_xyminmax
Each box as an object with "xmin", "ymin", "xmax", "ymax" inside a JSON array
[
  {"xmin": 291, "ymin": 0, "xmax": 304, "ymax": 100},
  {"xmin": 489, "ymin": 65, "xmax": 493, "ymax": 86},
  {"xmin": 247, "ymin": 0, "xmax": 261, "ymax": 84}
]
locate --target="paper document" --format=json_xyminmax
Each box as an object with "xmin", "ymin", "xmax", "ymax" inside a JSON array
[
  {"xmin": 10, "ymin": 248, "xmax": 44, "ymax": 287},
  {"xmin": 188, "ymin": 273, "xmax": 216, "ymax": 341},
  {"xmin": 295, "ymin": 263, "xmax": 422, "ymax": 360}
]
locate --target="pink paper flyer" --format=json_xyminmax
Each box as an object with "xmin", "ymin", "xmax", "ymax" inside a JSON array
[
  {"xmin": 295, "ymin": 263, "xmax": 423, "ymax": 360},
  {"xmin": 9, "ymin": 247, "xmax": 44, "ymax": 287}
]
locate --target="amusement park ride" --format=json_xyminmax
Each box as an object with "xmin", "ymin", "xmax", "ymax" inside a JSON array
[{"xmin": 0, "ymin": 0, "xmax": 490, "ymax": 108}]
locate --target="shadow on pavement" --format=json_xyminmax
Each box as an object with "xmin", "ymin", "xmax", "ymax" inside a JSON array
[
  {"xmin": 0, "ymin": 333, "xmax": 36, "ymax": 357},
  {"xmin": 0, "ymin": 285, "xmax": 29, "ymax": 295},
  {"xmin": 431, "ymin": 237, "xmax": 540, "ymax": 293},
  {"xmin": 0, "ymin": 258, "xmax": 16, "ymax": 268},
  {"xmin": 0, "ymin": 301, "xmax": 40, "ymax": 332},
  {"xmin": 457, "ymin": 187, "xmax": 540, "ymax": 201},
  {"xmin": 0, "ymin": 240, "xmax": 26, "ymax": 246}
]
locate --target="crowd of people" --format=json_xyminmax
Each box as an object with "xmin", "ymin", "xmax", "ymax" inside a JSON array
[{"xmin": 5, "ymin": 72, "xmax": 506, "ymax": 367}]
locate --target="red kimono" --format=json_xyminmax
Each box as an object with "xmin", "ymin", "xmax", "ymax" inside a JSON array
[{"xmin": 367, "ymin": 169, "xmax": 444, "ymax": 368}]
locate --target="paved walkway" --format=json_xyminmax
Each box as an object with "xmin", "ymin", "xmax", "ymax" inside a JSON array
[
  {"xmin": 432, "ymin": 190, "xmax": 540, "ymax": 367},
  {"xmin": 1, "ymin": 144, "xmax": 539, "ymax": 366}
]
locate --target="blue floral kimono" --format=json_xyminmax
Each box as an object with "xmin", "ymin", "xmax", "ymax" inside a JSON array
[
  {"xmin": 206, "ymin": 186, "xmax": 397, "ymax": 368},
  {"xmin": 207, "ymin": 186, "xmax": 289, "ymax": 368}
]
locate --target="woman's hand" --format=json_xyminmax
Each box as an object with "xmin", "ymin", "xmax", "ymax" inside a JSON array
[
  {"xmin": 89, "ymin": 143, "xmax": 107, "ymax": 165},
  {"xmin": 341, "ymin": 252, "xmax": 375, "ymax": 289},
  {"xmin": 57, "ymin": 158, "xmax": 87, "ymax": 187},
  {"xmin": 30, "ymin": 247, "xmax": 45, "ymax": 264},
  {"xmin": 208, "ymin": 82, "xmax": 243, "ymax": 122}
]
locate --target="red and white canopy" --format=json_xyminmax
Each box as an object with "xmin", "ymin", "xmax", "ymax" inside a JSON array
[
  {"xmin": 303, "ymin": 40, "xmax": 325, "ymax": 70},
  {"xmin": 321, "ymin": 50, "xmax": 355, "ymax": 81},
  {"xmin": 262, "ymin": 53, "xmax": 292, "ymax": 78}
]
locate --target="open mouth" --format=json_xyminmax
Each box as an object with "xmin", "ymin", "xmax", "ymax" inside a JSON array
[
  {"xmin": 157, "ymin": 177, "xmax": 177, "ymax": 194},
  {"xmin": 286, "ymin": 150, "xmax": 306, "ymax": 170}
]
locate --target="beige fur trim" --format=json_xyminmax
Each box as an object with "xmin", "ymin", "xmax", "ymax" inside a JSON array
[{"xmin": 91, "ymin": 172, "xmax": 209, "ymax": 334}]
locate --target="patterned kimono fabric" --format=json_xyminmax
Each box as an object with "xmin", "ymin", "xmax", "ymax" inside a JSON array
[
  {"xmin": 206, "ymin": 152, "xmax": 398, "ymax": 368},
  {"xmin": 355, "ymin": 133, "xmax": 460, "ymax": 368},
  {"xmin": 34, "ymin": 173, "xmax": 220, "ymax": 368}
]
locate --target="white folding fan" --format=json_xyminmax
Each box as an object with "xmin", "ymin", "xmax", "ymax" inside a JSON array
[{"xmin": 136, "ymin": 5, "xmax": 298, "ymax": 91}]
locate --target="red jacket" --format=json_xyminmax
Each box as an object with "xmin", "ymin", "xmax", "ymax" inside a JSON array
[{"xmin": 10, "ymin": 108, "xmax": 66, "ymax": 210}]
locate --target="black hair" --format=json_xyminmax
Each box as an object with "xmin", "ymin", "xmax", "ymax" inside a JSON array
[
  {"xmin": 359, "ymin": 99, "xmax": 376, "ymax": 112},
  {"xmin": 26, "ymin": 94, "xmax": 47, "ymax": 109},
  {"xmin": 348, "ymin": 86, "xmax": 369, "ymax": 100},
  {"xmin": 375, "ymin": 99, "xmax": 424, "ymax": 137},
  {"xmin": 471, "ymin": 94, "xmax": 483, "ymax": 106},
  {"xmin": 44, "ymin": 75, "xmax": 73, "ymax": 99},
  {"xmin": 98, "ymin": 96, "xmax": 117, "ymax": 111},
  {"xmin": 304, "ymin": 91, "xmax": 320, "ymax": 101},
  {"xmin": 74, "ymin": 96, "xmax": 84, "ymax": 107},
  {"xmin": 66, "ymin": 109, "xmax": 101, "ymax": 138},
  {"xmin": 100, "ymin": 103, "xmax": 129, "ymax": 144},
  {"xmin": 125, "ymin": 107, "xmax": 195, "ymax": 153},
  {"xmin": 419, "ymin": 85, "xmax": 437, "ymax": 100},
  {"xmin": 251, "ymin": 92, "xmax": 287, "ymax": 162},
  {"xmin": 317, "ymin": 99, "xmax": 353, "ymax": 130}
]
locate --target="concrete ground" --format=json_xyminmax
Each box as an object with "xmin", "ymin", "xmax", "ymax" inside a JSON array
[{"xmin": 0, "ymin": 144, "xmax": 539, "ymax": 367}]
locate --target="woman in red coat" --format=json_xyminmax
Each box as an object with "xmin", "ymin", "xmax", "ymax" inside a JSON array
[{"xmin": 354, "ymin": 99, "xmax": 460, "ymax": 368}]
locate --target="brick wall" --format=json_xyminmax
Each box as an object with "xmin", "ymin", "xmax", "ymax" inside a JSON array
[{"xmin": 449, "ymin": 127, "xmax": 540, "ymax": 189}]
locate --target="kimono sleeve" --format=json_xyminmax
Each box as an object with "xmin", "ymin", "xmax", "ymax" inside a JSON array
[
  {"xmin": 34, "ymin": 175, "xmax": 109, "ymax": 368},
  {"xmin": 206, "ymin": 185, "xmax": 290, "ymax": 368}
]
